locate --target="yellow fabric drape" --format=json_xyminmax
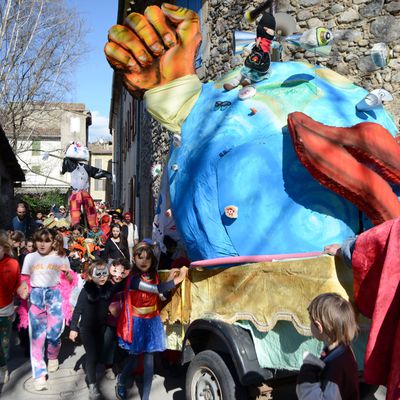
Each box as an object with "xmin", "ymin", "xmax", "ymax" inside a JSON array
[{"xmin": 160, "ymin": 255, "xmax": 354, "ymax": 337}]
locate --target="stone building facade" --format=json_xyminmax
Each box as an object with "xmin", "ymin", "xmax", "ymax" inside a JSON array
[
  {"xmin": 110, "ymin": 0, "xmax": 399, "ymax": 238},
  {"xmin": 0, "ymin": 126, "xmax": 25, "ymax": 230},
  {"xmin": 12, "ymin": 102, "xmax": 91, "ymax": 195},
  {"xmin": 88, "ymin": 140, "xmax": 113, "ymax": 203}
]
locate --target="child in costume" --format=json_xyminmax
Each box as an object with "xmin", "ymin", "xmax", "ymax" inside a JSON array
[
  {"xmin": 224, "ymin": 7, "xmax": 276, "ymax": 99},
  {"xmin": 69, "ymin": 260, "xmax": 124, "ymax": 400},
  {"xmin": 101, "ymin": 258, "xmax": 131, "ymax": 380},
  {"xmin": 20, "ymin": 228, "xmax": 73, "ymax": 391},
  {"xmin": 0, "ymin": 237, "xmax": 21, "ymax": 384},
  {"xmin": 115, "ymin": 242, "xmax": 188, "ymax": 400},
  {"xmin": 296, "ymin": 293, "xmax": 359, "ymax": 400}
]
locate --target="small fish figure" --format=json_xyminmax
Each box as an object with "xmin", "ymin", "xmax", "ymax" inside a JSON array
[
  {"xmin": 285, "ymin": 27, "xmax": 333, "ymax": 56},
  {"xmin": 356, "ymin": 89, "xmax": 393, "ymax": 112},
  {"xmin": 370, "ymin": 43, "xmax": 393, "ymax": 69}
]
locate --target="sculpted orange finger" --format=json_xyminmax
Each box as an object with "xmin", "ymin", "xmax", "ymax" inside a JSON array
[
  {"xmin": 104, "ymin": 42, "xmax": 137, "ymax": 71},
  {"xmin": 125, "ymin": 12, "xmax": 165, "ymax": 56},
  {"xmin": 144, "ymin": 5, "xmax": 176, "ymax": 48},
  {"xmin": 108, "ymin": 25, "xmax": 153, "ymax": 67}
]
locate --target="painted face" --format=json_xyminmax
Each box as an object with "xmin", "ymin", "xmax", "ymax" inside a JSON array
[
  {"xmin": 109, "ymin": 264, "xmax": 125, "ymax": 283},
  {"xmin": 91, "ymin": 266, "xmax": 109, "ymax": 285},
  {"xmin": 36, "ymin": 239, "xmax": 53, "ymax": 256},
  {"xmin": 0, "ymin": 245, "xmax": 5, "ymax": 260},
  {"xmin": 121, "ymin": 268, "xmax": 130, "ymax": 279},
  {"xmin": 111, "ymin": 226, "xmax": 120, "ymax": 238},
  {"xmin": 134, "ymin": 252, "xmax": 152, "ymax": 272}
]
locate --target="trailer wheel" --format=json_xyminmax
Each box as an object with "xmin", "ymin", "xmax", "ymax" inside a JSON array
[{"xmin": 185, "ymin": 350, "xmax": 246, "ymax": 400}]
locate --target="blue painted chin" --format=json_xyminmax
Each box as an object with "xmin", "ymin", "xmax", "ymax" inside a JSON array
[{"xmin": 167, "ymin": 62, "xmax": 397, "ymax": 262}]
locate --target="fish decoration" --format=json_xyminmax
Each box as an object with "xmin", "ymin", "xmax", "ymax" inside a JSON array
[
  {"xmin": 234, "ymin": 27, "xmax": 334, "ymax": 57},
  {"xmin": 370, "ymin": 43, "xmax": 393, "ymax": 69},
  {"xmin": 356, "ymin": 89, "xmax": 394, "ymax": 112},
  {"xmin": 284, "ymin": 27, "xmax": 333, "ymax": 56}
]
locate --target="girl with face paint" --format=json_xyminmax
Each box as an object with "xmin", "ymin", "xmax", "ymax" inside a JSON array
[
  {"xmin": 69, "ymin": 260, "xmax": 125, "ymax": 400},
  {"xmin": 101, "ymin": 259, "xmax": 131, "ymax": 380},
  {"xmin": 115, "ymin": 242, "xmax": 188, "ymax": 400}
]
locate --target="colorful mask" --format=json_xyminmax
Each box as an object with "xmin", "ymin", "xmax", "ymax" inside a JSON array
[
  {"xmin": 109, "ymin": 264, "xmax": 125, "ymax": 283},
  {"xmin": 92, "ymin": 267, "xmax": 109, "ymax": 279}
]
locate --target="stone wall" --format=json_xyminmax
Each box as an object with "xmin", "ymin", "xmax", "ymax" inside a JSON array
[{"xmin": 142, "ymin": 113, "xmax": 170, "ymax": 225}]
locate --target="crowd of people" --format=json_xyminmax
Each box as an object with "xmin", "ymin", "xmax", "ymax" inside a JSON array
[
  {"xmin": 1, "ymin": 201, "xmax": 367, "ymax": 400},
  {"xmin": 8, "ymin": 202, "xmax": 140, "ymax": 269},
  {"xmin": 0, "ymin": 201, "xmax": 188, "ymax": 400}
]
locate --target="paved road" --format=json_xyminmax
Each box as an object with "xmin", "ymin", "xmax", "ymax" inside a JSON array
[
  {"xmin": 0, "ymin": 332, "xmax": 387, "ymax": 400},
  {"xmin": 0, "ymin": 333, "xmax": 185, "ymax": 400}
]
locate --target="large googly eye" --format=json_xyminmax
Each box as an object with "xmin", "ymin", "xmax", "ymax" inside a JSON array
[{"xmin": 317, "ymin": 28, "xmax": 333, "ymax": 46}]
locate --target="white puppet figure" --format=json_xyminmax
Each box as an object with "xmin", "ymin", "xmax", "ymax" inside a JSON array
[{"xmin": 61, "ymin": 142, "xmax": 111, "ymax": 229}]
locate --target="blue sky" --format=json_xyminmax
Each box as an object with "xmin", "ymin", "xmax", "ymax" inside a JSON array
[{"xmin": 67, "ymin": 0, "xmax": 117, "ymax": 142}]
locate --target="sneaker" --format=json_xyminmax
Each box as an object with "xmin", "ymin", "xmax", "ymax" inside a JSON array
[
  {"xmin": 48, "ymin": 359, "xmax": 59, "ymax": 372},
  {"xmin": 0, "ymin": 366, "xmax": 9, "ymax": 384},
  {"xmin": 88, "ymin": 383, "xmax": 103, "ymax": 400},
  {"xmin": 115, "ymin": 374, "xmax": 127, "ymax": 400},
  {"xmin": 33, "ymin": 376, "xmax": 48, "ymax": 391},
  {"xmin": 104, "ymin": 367, "xmax": 116, "ymax": 380}
]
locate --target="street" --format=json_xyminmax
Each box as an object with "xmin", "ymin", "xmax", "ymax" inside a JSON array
[
  {"xmin": 0, "ymin": 333, "xmax": 185, "ymax": 400},
  {"xmin": 0, "ymin": 331, "xmax": 387, "ymax": 400}
]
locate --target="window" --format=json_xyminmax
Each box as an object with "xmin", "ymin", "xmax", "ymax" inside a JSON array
[
  {"xmin": 32, "ymin": 140, "xmax": 40, "ymax": 156},
  {"xmin": 70, "ymin": 117, "xmax": 80, "ymax": 134},
  {"xmin": 95, "ymin": 179, "xmax": 105, "ymax": 191},
  {"xmin": 94, "ymin": 159, "xmax": 104, "ymax": 190},
  {"xmin": 32, "ymin": 165, "xmax": 41, "ymax": 174}
]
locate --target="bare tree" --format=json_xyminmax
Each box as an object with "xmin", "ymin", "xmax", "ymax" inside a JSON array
[{"xmin": 0, "ymin": 0, "xmax": 87, "ymax": 154}]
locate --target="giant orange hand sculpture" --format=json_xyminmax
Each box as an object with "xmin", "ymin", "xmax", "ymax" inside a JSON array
[{"xmin": 104, "ymin": 3, "xmax": 201, "ymax": 96}]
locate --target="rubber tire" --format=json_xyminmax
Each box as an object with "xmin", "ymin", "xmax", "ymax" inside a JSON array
[{"xmin": 185, "ymin": 350, "xmax": 246, "ymax": 400}]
